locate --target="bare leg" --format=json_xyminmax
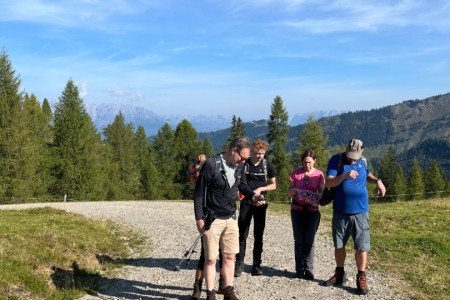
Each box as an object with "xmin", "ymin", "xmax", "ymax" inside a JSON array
[
  {"xmin": 221, "ymin": 252, "xmax": 236, "ymax": 287},
  {"xmin": 204, "ymin": 259, "xmax": 217, "ymax": 290},
  {"xmin": 335, "ymin": 247, "xmax": 346, "ymax": 267},
  {"xmin": 355, "ymin": 250, "xmax": 367, "ymax": 271}
]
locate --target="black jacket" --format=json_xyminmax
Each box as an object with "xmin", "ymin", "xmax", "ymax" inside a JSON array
[{"xmin": 194, "ymin": 154, "xmax": 254, "ymax": 220}]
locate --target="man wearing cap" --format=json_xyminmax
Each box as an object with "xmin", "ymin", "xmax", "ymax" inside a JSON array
[{"xmin": 323, "ymin": 139, "xmax": 385, "ymax": 295}]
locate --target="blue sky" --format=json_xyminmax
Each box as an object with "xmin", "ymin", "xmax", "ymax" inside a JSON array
[{"xmin": 1, "ymin": 0, "xmax": 449, "ymax": 121}]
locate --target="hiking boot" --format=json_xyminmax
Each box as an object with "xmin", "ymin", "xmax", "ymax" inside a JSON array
[
  {"xmin": 190, "ymin": 279, "xmax": 202, "ymax": 300},
  {"xmin": 217, "ymin": 275, "xmax": 225, "ymax": 294},
  {"xmin": 223, "ymin": 286, "xmax": 239, "ymax": 300},
  {"xmin": 251, "ymin": 264, "xmax": 263, "ymax": 276},
  {"xmin": 304, "ymin": 270, "xmax": 314, "ymax": 280},
  {"xmin": 205, "ymin": 289, "xmax": 216, "ymax": 300},
  {"xmin": 323, "ymin": 268, "xmax": 345, "ymax": 286},
  {"xmin": 357, "ymin": 273, "xmax": 369, "ymax": 295},
  {"xmin": 234, "ymin": 260, "xmax": 243, "ymax": 277}
]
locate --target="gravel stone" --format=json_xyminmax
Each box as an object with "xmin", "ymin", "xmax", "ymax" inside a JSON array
[{"xmin": 1, "ymin": 201, "xmax": 406, "ymax": 299}]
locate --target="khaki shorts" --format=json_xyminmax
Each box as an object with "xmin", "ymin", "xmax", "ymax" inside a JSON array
[{"xmin": 202, "ymin": 218, "xmax": 239, "ymax": 261}]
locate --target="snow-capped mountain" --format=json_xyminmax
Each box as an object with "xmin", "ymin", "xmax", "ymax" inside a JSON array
[{"xmin": 85, "ymin": 103, "xmax": 232, "ymax": 135}]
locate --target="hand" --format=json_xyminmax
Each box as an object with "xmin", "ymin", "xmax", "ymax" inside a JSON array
[
  {"xmin": 196, "ymin": 219, "xmax": 205, "ymax": 234},
  {"xmin": 346, "ymin": 170, "xmax": 359, "ymax": 179},
  {"xmin": 377, "ymin": 180, "xmax": 386, "ymax": 197}
]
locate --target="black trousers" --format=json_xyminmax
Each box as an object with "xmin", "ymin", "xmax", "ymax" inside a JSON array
[
  {"xmin": 291, "ymin": 209, "xmax": 321, "ymax": 274},
  {"xmin": 236, "ymin": 201, "xmax": 268, "ymax": 264}
]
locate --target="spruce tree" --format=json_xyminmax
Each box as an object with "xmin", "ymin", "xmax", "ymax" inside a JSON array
[
  {"xmin": 152, "ymin": 123, "xmax": 178, "ymax": 199},
  {"xmin": 173, "ymin": 119, "xmax": 202, "ymax": 199},
  {"xmin": 390, "ymin": 167, "xmax": 407, "ymax": 201},
  {"xmin": 224, "ymin": 115, "xmax": 247, "ymax": 150},
  {"xmin": 296, "ymin": 115, "xmax": 328, "ymax": 171},
  {"xmin": 267, "ymin": 95, "xmax": 291, "ymax": 202},
  {"xmin": 103, "ymin": 112, "xmax": 140, "ymax": 199},
  {"xmin": 0, "ymin": 50, "xmax": 28, "ymax": 200},
  {"xmin": 135, "ymin": 125, "xmax": 161, "ymax": 200},
  {"xmin": 377, "ymin": 146, "xmax": 400, "ymax": 200},
  {"xmin": 23, "ymin": 93, "xmax": 53, "ymax": 197},
  {"xmin": 424, "ymin": 160, "xmax": 446, "ymax": 198},
  {"xmin": 52, "ymin": 79, "xmax": 104, "ymax": 200},
  {"xmin": 407, "ymin": 159, "xmax": 424, "ymax": 200}
]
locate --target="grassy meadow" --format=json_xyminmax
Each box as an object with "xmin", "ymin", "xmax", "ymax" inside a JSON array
[
  {"xmin": 270, "ymin": 198, "xmax": 450, "ymax": 300},
  {"xmin": 0, "ymin": 207, "xmax": 144, "ymax": 300}
]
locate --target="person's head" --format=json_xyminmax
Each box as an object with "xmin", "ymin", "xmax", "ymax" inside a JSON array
[
  {"xmin": 198, "ymin": 154, "xmax": 206, "ymax": 162},
  {"xmin": 252, "ymin": 139, "xmax": 269, "ymax": 163},
  {"xmin": 345, "ymin": 139, "xmax": 364, "ymax": 163},
  {"xmin": 301, "ymin": 149, "xmax": 317, "ymax": 171},
  {"xmin": 228, "ymin": 136, "xmax": 251, "ymax": 165}
]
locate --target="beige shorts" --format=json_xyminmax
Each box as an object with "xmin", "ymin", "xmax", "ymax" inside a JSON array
[{"xmin": 202, "ymin": 218, "xmax": 239, "ymax": 261}]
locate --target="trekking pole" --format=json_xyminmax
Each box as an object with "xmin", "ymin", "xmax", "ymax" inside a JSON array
[{"xmin": 173, "ymin": 234, "xmax": 201, "ymax": 271}]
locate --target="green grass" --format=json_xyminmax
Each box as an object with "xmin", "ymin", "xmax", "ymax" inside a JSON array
[
  {"xmin": 269, "ymin": 198, "xmax": 450, "ymax": 300},
  {"xmin": 0, "ymin": 207, "xmax": 145, "ymax": 300}
]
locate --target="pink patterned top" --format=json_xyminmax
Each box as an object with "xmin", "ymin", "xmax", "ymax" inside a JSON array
[{"xmin": 289, "ymin": 167, "xmax": 324, "ymax": 212}]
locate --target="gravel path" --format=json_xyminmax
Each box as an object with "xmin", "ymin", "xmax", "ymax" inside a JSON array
[{"xmin": 1, "ymin": 201, "xmax": 404, "ymax": 300}]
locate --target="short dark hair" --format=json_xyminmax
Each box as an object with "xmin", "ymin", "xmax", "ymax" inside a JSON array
[
  {"xmin": 229, "ymin": 136, "xmax": 251, "ymax": 151},
  {"xmin": 301, "ymin": 149, "xmax": 317, "ymax": 163}
]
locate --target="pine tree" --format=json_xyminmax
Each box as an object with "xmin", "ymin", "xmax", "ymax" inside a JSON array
[
  {"xmin": 267, "ymin": 95, "xmax": 291, "ymax": 202},
  {"xmin": 173, "ymin": 119, "xmax": 203, "ymax": 199},
  {"xmin": 52, "ymin": 79, "xmax": 104, "ymax": 200},
  {"xmin": 103, "ymin": 112, "xmax": 140, "ymax": 199},
  {"xmin": 135, "ymin": 125, "xmax": 161, "ymax": 200},
  {"xmin": 0, "ymin": 50, "xmax": 28, "ymax": 200},
  {"xmin": 390, "ymin": 167, "xmax": 407, "ymax": 201},
  {"xmin": 377, "ymin": 146, "xmax": 401, "ymax": 200},
  {"xmin": 296, "ymin": 115, "xmax": 328, "ymax": 171},
  {"xmin": 152, "ymin": 123, "xmax": 178, "ymax": 199},
  {"xmin": 23, "ymin": 93, "xmax": 53, "ymax": 197},
  {"xmin": 224, "ymin": 115, "xmax": 247, "ymax": 150},
  {"xmin": 201, "ymin": 137, "xmax": 215, "ymax": 157},
  {"xmin": 424, "ymin": 160, "xmax": 446, "ymax": 198},
  {"xmin": 407, "ymin": 159, "xmax": 424, "ymax": 200}
]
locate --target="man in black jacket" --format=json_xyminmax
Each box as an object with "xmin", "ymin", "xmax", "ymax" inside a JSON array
[{"xmin": 194, "ymin": 137, "xmax": 262, "ymax": 300}]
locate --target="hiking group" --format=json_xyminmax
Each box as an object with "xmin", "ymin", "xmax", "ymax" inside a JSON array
[{"xmin": 190, "ymin": 137, "xmax": 386, "ymax": 300}]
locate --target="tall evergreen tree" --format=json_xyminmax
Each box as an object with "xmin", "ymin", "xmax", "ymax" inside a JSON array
[
  {"xmin": 23, "ymin": 93, "xmax": 53, "ymax": 197},
  {"xmin": 201, "ymin": 137, "xmax": 215, "ymax": 157},
  {"xmin": 103, "ymin": 112, "xmax": 140, "ymax": 199},
  {"xmin": 0, "ymin": 50, "xmax": 28, "ymax": 200},
  {"xmin": 224, "ymin": 115, "xmax": 247, "ymax": 150},
  {"xmin": 424, "ymin": 160, "xmax": 446, "ymax": 198},
  {"xmin": 377, "ymin": 146, "xmax": 401, "ymax": 200},
  {"xmin": 267, "ymin": 95, "xmax": 291, "ymax": 202},
  {"xmin": 390, "ymin": 167, "xmax": 407, "ymax": 201},
  {"xmin": 135, "ymin": 125, "xmax": 161, "ymax": 200},
  {"xmin": 152, "ymin": 123, "xmax": 178, "ymax": 199},
  {"xmin": 296, "ymin": 115, "xmax": 328, "ymax": 171},
  {"xmin": 407, "ymin": 159, "xmax": 425, "ymax": 200},
  {"xmin": 173, "ymin": 119, "xmax": 203, "ymax": 199},
  {"xmin": 52, "ymin": 79, "xmax": 104, "ymax": 200}
]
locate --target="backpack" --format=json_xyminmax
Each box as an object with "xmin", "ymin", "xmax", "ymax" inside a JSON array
[
  {"xmin": 320, "ymin": 153, "xmax": 368, "ymax": 206},
  {"xmin": 244, "ymin": 158, "xmax": 268, "ymax": 182}
]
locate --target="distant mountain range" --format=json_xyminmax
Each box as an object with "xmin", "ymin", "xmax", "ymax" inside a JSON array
[
  {"xmin": 85, "ymin": 103, "xmax": 232, "ymax": 134},
  {"xmin": 84, "ymin": 103, "xmax": 342, "ymax": 135}
]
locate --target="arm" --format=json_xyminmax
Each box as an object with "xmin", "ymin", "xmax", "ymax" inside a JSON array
[
  {"xmin": 367, "ymin": 173, "xmax": 386, "ymax": 197},
  {"xmin": 253, "ymin": 177, "xmax": 277, "ymax": 195},
  {"xmin": 194, "ymin": 159, "xmax": 213, "ymax": 234}
]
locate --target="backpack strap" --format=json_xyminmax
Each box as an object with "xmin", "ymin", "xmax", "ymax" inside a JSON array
[{"xmin": 203, "ymin": 154, "xmax": 225, "ymax": 209}]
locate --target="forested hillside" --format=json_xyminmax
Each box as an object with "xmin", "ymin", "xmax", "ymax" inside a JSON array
[{"xmin": 201, "ymin": 93, "xmax": 450, "ymax": 178}]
